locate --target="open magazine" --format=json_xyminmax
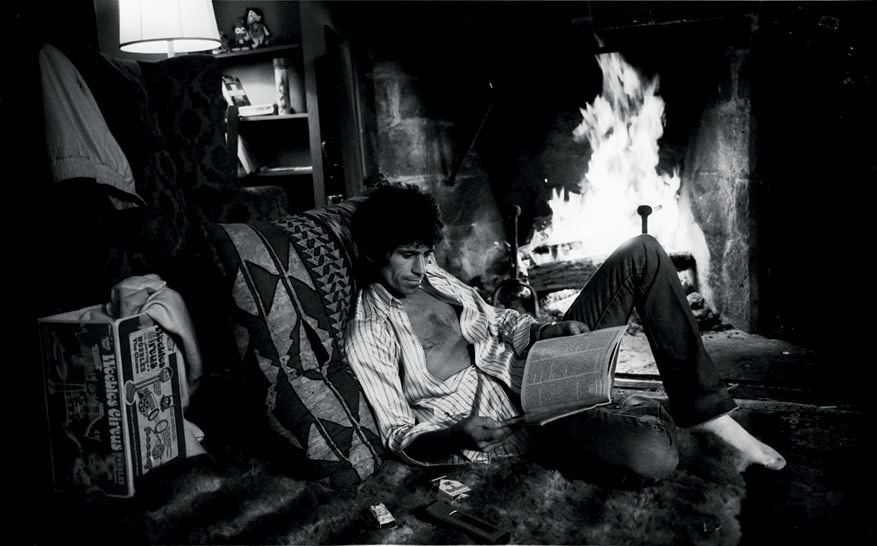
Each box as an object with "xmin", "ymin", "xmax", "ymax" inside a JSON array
[{"xmin": 502, "ymin": 325, "xmax": 627, "ymax": 426}]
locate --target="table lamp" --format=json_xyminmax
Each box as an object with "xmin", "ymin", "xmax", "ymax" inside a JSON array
[{"xmin": 119, "ymin": 0, "xmax": 221, "ymax": 58}]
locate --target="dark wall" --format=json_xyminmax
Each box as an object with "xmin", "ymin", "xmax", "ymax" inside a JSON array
[
  {"xmin": 10, "ymin": 0, "xmax": 98, "ymax": 48},
  {"xmin": 333, "ymin": 0, "xmax": 603, "ymax": 241},
  {"xmin": 751, "ymin": 3, "xmax": 876, "ymax": 353},
  {"xmin": 7, "ymin": 2, "xmax": 100, "ymax": 541}
]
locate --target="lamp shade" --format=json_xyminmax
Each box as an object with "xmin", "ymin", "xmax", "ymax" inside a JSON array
[{"xmin": 119, "ymin": 0, "xmax": 221, "ymax": 56}]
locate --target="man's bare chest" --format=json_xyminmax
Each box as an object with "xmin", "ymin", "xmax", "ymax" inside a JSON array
[
  {"xmin": 399, "ymin": 288, "xmax": 473, "ymax": 380},
  {"xmin": 400, "ymin": 290, "xmax": 463, "ymax": 351}
]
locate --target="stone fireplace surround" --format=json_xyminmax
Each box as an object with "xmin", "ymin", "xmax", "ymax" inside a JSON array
[{"xmin": 330, "ymin": 1, "xmax": 873, "ymax": 353}]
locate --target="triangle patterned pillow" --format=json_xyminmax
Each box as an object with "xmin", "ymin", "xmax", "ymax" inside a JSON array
[{"xmin": 206, "ymin": 212, "xmax": 384, "ymax": 489}]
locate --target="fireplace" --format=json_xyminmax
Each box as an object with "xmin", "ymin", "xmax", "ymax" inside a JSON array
[
  {"xmin": 518, "ymin": 46, "xmax": 722, "ymax": 328},
  {"xmin": 333, "ymin": 1, "xmax": 873, "ymax": 352}
]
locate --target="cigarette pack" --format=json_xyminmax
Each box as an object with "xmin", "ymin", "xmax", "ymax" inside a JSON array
[
  {"xmin": 430, "ymin": 476, "xmax": 472, "ymax": 502},
  {"xmin": 368, "ymin": 503, "xmax": 397, "ymax": 529}
]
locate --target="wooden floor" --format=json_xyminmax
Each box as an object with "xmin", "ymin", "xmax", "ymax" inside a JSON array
[{"xmin": 616, "ymin": 329, "xmax": 871, "ymax": 546}]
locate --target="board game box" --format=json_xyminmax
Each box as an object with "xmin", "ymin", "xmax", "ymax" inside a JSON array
[{"xmin": 38, "ymin": 307, "xmax": 188, "ymax": 497}]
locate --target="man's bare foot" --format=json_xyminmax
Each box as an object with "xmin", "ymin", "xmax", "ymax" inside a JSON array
[{"xmin": 695, "ymin": 414, "xmax": 786, "ymax": 470}]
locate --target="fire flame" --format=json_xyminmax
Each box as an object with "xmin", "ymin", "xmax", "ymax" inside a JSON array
[{"xmin": 530, "ymin": 52, "xmax": 681, "ymax": 262}]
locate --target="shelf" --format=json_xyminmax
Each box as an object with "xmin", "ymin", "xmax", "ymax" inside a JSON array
[
  {"xmin": 212, "ymin": 44, "xmax": 301, "ymax": 63},
  {"xmin": 211, "ymin": 1, "xmax": 320, "ymax": 212},
  {"xmin": 240, "ymin": 113, "xmax": 309, "ymax": 122},
  {"xmin": 242, "ymin": 166, "xmax": 314, "ymax": 178},
  {"xmin": 212, "ymin": 43, "xmax": 302, "ymax": 63}
]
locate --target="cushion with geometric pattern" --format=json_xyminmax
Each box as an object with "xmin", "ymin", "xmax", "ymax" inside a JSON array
[{"xmin": 205, "ymin": 212, "xmax": 384, "ymax": 489}]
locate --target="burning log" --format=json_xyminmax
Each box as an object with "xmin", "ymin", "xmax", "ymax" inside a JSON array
[
  {"xmin": 526, "ymin": 251, "xmax": 696, "ymax": 294},
  {"xmin": 527, "ymin": 258, "xmax": 600, "ymax": 294}
]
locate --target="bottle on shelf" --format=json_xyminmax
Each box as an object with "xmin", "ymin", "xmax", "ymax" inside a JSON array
[{"xmin": 273, "ymin": 57, "xmax": 293, "ymax": 115}]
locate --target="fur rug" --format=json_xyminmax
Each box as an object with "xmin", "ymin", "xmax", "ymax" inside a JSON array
[{"xmin": 47, "ymin": 427, "xmax": 746, "ymax": 545}]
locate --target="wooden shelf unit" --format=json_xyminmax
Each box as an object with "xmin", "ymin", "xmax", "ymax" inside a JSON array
[{"xmin": 213, "ymin": 1, "xmax": 322, "ymax": 211}]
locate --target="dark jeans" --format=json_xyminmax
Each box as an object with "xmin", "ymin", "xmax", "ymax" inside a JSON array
[
  {"xmin": 530, "ymin": 400, "xmax": 679, "ymax": 487},
  {"xmin": 529, "ymin": 235, "xmax": 736, "ymax": 484}
]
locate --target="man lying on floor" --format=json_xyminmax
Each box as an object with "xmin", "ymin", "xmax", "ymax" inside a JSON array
[{"xmin": 344, "ymin": 183, "xmax": 785, "ymax": 486}]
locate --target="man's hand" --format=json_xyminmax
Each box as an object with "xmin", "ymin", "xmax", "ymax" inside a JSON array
[
  {"xmin": 452, "ymin": 415, "xmax": 515, "ymax": 453},
  {"xmin": 538, "ymin": 320, "xmax": 589, "ymax": 340},
  {"xmin": 404, "ymin": 415, "xmax": 516, "ymax": 461}
]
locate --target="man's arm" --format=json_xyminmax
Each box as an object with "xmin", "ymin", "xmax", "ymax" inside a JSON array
[
  {"xmin": 535, "ymin": 320, "xmax": 590, "ymax": 340},
  {"xmin": 344, "ymin": 317, "xmax": 416, "ymax": 445},
  {"xmin": 345, "ymin": 314, "xmax": 469, "ymax": 465},
  {"xmin": 403, "ymin": 416, "xmax": 514, "ymax": 463},
  {"xmin": 346, "ymin": 312, "xmax": 518, "ymax": 465}
]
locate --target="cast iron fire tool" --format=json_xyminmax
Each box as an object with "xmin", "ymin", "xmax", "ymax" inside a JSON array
[
  {"xmin": 492, "ymin": 205, "xmax": 539, "ymax": 316},
  {"xmin": 637, "ymin": 205, "xmax": 652, "ymax": 234}
]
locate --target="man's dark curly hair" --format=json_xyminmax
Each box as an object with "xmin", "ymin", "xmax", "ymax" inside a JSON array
[{"xmin": 352, "ymin": 183, "xmax": 446, "ymax": 268}]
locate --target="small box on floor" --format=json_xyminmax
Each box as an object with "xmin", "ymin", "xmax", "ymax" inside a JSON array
[
  {"xmin": 430, "ymin": 476, "xmax": 472, "ymax": 502},
  {"xmin": 38, "ymin": 307, "xmax": 189, "ymax": 497}
]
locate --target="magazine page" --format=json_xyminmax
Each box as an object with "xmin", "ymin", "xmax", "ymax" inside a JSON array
[
  {"xmin": 500, "ymin": 403, "xmax": 607, "ymax": 427},
  {"xmin": 517, "ymin": 325, "xmax": 627, "ymax": 422}
]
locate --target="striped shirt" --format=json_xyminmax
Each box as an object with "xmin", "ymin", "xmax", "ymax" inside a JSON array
[{"xmin": 344, "ymin": 262, "xmax": 541, "ymax": 466}]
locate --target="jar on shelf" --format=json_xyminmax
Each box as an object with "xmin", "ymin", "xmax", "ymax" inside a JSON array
[{"xmin": 273, "ymin": 58, "xmax": 293, "ymax": 114}]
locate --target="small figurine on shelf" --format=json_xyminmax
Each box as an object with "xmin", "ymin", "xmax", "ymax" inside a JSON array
[
  {"xmin": 245, "ymin": 7, "xmax": 271, "ymax": 48},
  {"xmin": 215, "ymin": 31, "xmax": 232, "ymax": 54},
  {"xmin": 232, "ymin": 17, "xmax": 252, "ymax": 50}
]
